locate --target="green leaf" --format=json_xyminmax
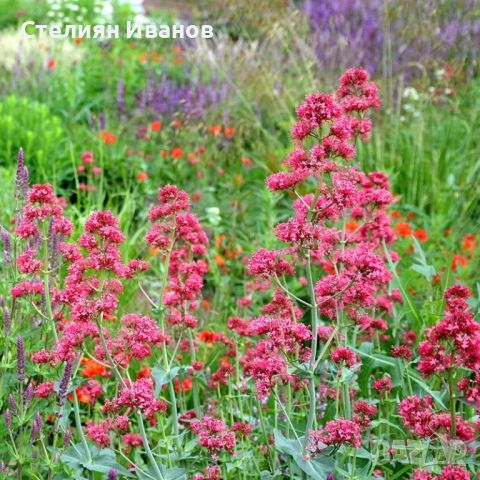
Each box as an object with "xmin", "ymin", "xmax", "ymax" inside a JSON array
[
  {"xmin": 410, "ymin": 237, "xmax": 436, "ymax": 282},
  {"xmin": 273, "ymin": 430, "xmax": 335, "ymax": 480},
  {"xmin": 60, "ymin": 443, "xmax": 134, "ymax": 477},
  {"xmin": 137, "ymin": 464, "xmax": 186, "ymax": 480},
  {"xmin": 152, "ymin": 366, "xmax": 182, "ymax": 396}
]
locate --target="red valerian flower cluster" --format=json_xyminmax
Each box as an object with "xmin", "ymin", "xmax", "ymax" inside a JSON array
[
  {"xmin": 412, "ymin": 465, "xmax": 472, "ymax": 480},
  {"xmin": 190, "ymin": 416, "xmax": 236, "ymax": 457},
  {"xmin": 12, "ymin": 184, "xmax": 73, "ymax": 300},
  {"xmin": 243, "ymin": 68, "xmax": 397, "ymax": 424},
  {"xmin": 417, "ymin": 285, "xmax": 480, "ymax": 376},
  {"xmin": 307, "ymin": 418, "xmax": 362, "ymax": 453},
  {"xmin": 398, "ymin": 394, "xmax": 475, "ymax": 442},
  {"xmin": 145, "ymin": 185, "xmax": 209, "ymax": 329}
]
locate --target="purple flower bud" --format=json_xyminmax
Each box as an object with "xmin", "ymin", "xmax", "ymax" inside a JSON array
[
  {"xmin": 0, "ymin": 462, "xmax": 5, "ymax": 473},
  {"xmin": 17, "ymin": 336, "xmax": 25, "ymax": 383},
  {"xmin": 327, "ymin": 475, "xmax": 335, "ymax": 480},
  {"xmin": 15, "ymin": 148, "xmax": 29, "ymax": 205},
  {"xmin": 117, "ymin": 77, "xmax": 125, "ymax": 114},
  {"xmin": 3, "ymin": 306, "xmax": 11, "ymax": 336},
  {"xmin": 30, "ymin": 412, "xmax": 42, "ymax": 442},
  {"xmin": 1, "ymin": 230, "xmax": 11, "ymax": 266},
  {"xmin": 5, "ymin": 409, "xmax": 11, "ymax": 430},
  {"xmin": 107, "ymin": 469, "xmax": 118, "ymax": 480},
  {"xmin": 99, "ymin": 113, "xmax": 106, "ymax": 130},
  {"xmin": 58, "ymin": 358, "xmax": 73, "ymax": 406},
  {"xmin": 8, "ymin": 394, "xmax": 18, "ymax": 415},
  {"xmin": 63, "ymin": 429, "xmax": 72, "ymax": 447},
  {"xmin": 24, "ymin": 383, "xmax": 33, "ymax": 405}
]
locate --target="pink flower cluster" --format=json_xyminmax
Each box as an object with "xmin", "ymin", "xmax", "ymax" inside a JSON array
[
  {"xmin": 145, "ymin": 185, "xmax": 209, "ymax": 329},
  {"xmin": 418, "ymin": 285, "xmax": 480, "ymax": 376},
  {"xmin": 190, "ymin": 416, "xmax": 236, "ymax": 456},
  {"xmin": 307, "ymin": 418, "xmax": 362, "ymax": 454},
  {"xmin": 412, "ymin": 465, "xmax": 471, "ymax": 480},
  {"xmin": 244, "ymin": 69, "xmax": 398, "ymax": 401},
  {"xmin": 267, "ymin": 68, "xmax": 380, "ymax": 191},
  {"xmin": 398, "ymin": 395, "xmax": 475, "ymax": 442}
]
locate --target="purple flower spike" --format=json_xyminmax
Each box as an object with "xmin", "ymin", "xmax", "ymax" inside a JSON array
[
  {"xmin": 63, "ymin": 429, "xmax": 72, "ymax": 447},
  {"xmin": 30, "ymin": 412, "xmax": 42, "ymax": 442},
  {"xmin": 24, "ymin": 383, "xmax": 34, "ymax": 405},
  {"xmin": 5, "ymin": 409, "xmax": 11, "ymax": 430},
  {"xmin": 58, "ymin": 358, "xmax": 73, "ymax": 406},
  {"xmin": 15, "ymin": 147, "xmax": 29, "ymax": 205},
  {"xmin": 108, "ymin": 469, "xmax": 118, "ymax": 480},
  {"xmin": 17, "ymin": 336, "xmax": 25, "ymax": 383},
  {"xmin": 3, "ymin": 306, "xmax": 11, "ymax": 336},
  {"xmin": 8, "ymin": 394, "xmax": 18, "ymax": 415}
]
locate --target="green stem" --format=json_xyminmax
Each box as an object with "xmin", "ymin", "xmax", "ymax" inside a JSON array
[
  {"xmin": 448, "ymin": 368, "xmax": 456, "ymax": 438},
  {"xmin": 304, "ymin": 253, "xmax": 318, "ymax": 448},
  {"xmin": 137, "ymin": 413, "xmax": 165, "ymax": 480}
]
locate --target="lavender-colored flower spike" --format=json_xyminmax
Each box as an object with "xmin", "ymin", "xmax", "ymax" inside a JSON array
[
  {"xmin": 5, "ymin": 409, "xmax": 11, "ymax": 430},
  {"xmin": 107, "ymin": 469, "xmax": 118, "ymax": 480},
  {"xmin": 0, "ymin": 462, "xmax": 5, "ymax": 473},
  {"xmin": 1, "ymin": 230, "xmax": 11, "ymax": 266},
  {"xmin": 58, "ymin": 358, "xmax": 73, "ymax": 406},
  {"xmin": 63, "ymin": 428, "xmax": 72, "ymax": 447},
  {"xmin": 15, "ymin": 148, "xmax": 29, "ymax": 205},
  {"xmin": 327, "ymin": 475, "xmax": 335, "ymax": 480},
  {"xmin": 17, "ymin": 336, "xmax": 25, "ymax": 383},
  {"xmin": 8, "ymin": 394, "xmax": 18, "ymax": 415},
  {"xmin": 3, "ymin": 306, "xmax": 11, "ymax": 336},
  {"xmin": 24, "ymin": 383, "xmax": 34, "ymax": 405},
  {"xmin": 30, "ymin": 412, "xmax": 42, "ymax": 442},
  {"xmin": 117, "ymin": 77, "xmax": 125, "ymax": 114},
  {"xmin": 99, "ymin": 113, "xmax": 106, "ymax": 130}
]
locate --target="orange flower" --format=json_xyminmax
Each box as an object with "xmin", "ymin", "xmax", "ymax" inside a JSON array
[
  {"xmin": 202, "ymin": 299, "xmax": 210, "ymax": 310},
  {"xmin": 197, "ymin": 331, "xmax": 217, "ymax": 344},
  {"xmin": 215, "ymin": 235, "xmax": 226, "ymax": 248},
  {"xmin": 98, "ymin": 130, "xmax": 117, "ymax": 145},
  {"xmin": 461, "ymin": 234, "xmax": 476, "ymax": 252},
  {"xmin": 223, "ymin": 127, "xmax": 235, "ymax": 137},
  {"xmin": 139, "ymin": 54, "xmax": 147, "ymax": 63},
  {"xmin": 452, "ymin": 255, "xmax": 467, "ymax": 271},
  {"xmin": 136, "ymin": 171, "xmax": 148, "ymax": 182},
  {"xmin": 413, "ymin": 228, "xmax": 428, "ymax": 242},
  {"xmin": 47, "ymin": 58, "xmax": 56, "ymax": 69},
  {"xmin": 191, "ymin": 191, "xmax": 202, "ymax": 202},
  {"xmin": 136, "ymin": 366, "xmax": 152, "ymax": 379},
  {"xmin": 209, "ymin": 125, "xmax": 222, "ymax": 136},
  {"xmin": 74, "ymin": 38, "xmax": 83, "ymax": 45},
  {"xmin": 76, "ymin": 387, "xmax": 92, "ymax": 405},
  {"xmin": 390, "ymin": 210, "xmax": 402, "ymax": 219},
  {"xmin": 241, "ymin": 156, "xmax": 252, "ymax": 166},
  {"xmin": 174, "ymin": 46, "xmax": 183, "ymax": 55},
  {"xmin": 81, "ymin": 358, "xmax": 107, "ymax": 378},
  {"xmin": 346, "ymin": 220, "xmax": 358, "ymax": 233},
  {"xmin": 160, "ymin": 150, "xmax": 168, "ymax": 157},
  {"xmin": 407, "ymin": 212, "xmax": 415, "ymax": 219},
  {"xmin": 171, "ymin": 147, "xmax": 184, "ymax": 159},
  {"xmin": 214, "ymin": 253, "xmax": 226, "ymax": 267},
  {"xmin": 172, "ymin": 119, "xmax": 183, "ymax": 129},
  {"xmin": 394, "ymin": 222, "xmax": 412, "ymax": 238},
  {"xmin": 174, "ymin": 377, "xmax": 193, "ymax": 393},
  {"xmin": 173, "ymin": 57, "xmax": 184, "ymax": 65},
  {"xmin": 151, "ymin": 120, "xmax": 162, "ymax": 131}
]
